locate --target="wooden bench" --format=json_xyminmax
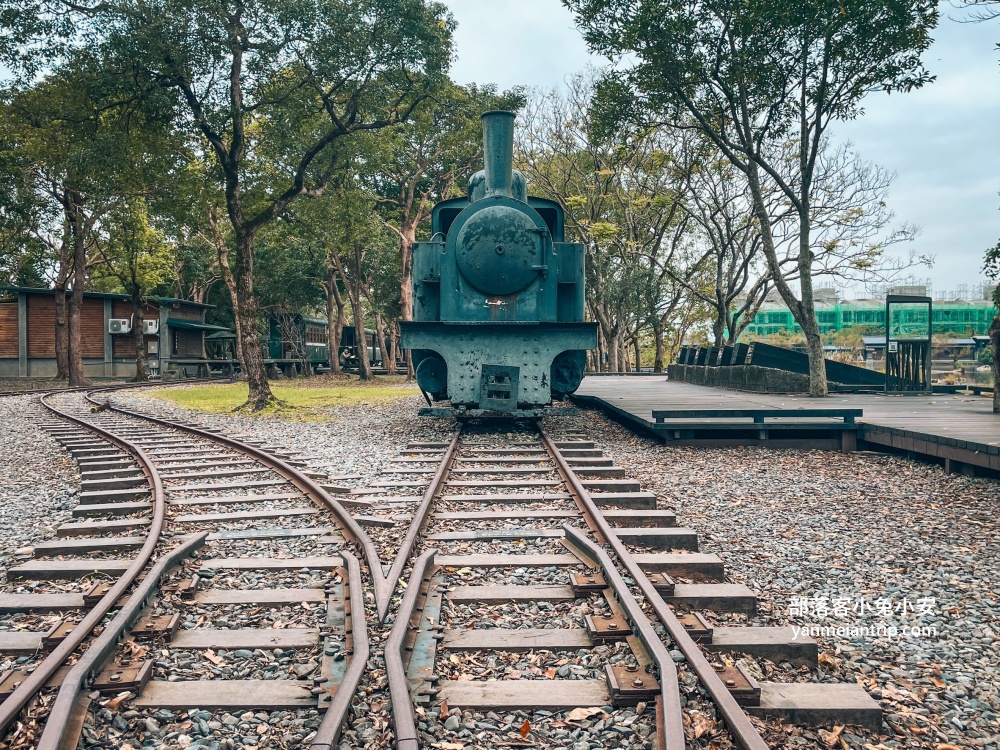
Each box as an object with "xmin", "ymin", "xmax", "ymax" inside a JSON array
[
  {"xmin": 652, "ymin": 408, "xmax": 862, "ymax": 425},
  {"xmin": 651, "ymin": 408, "xmax": 863, "ymax": 448}
]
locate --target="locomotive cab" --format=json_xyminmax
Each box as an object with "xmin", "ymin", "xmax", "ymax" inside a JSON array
[{"xmin": 401, "ymin": 111, "xmax": 597, "ymax": 417}]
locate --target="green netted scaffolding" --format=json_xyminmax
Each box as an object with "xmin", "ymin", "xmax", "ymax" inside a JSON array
[{"xmin": 743, "ymin": 299, "xmax": 997, "ymax": 337}]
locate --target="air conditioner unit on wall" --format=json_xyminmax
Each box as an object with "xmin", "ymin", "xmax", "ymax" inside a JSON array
[
  {"xmin": 108, "ymin": 318, "xmax": 132, "ymax": 334},
  {"xmin": 143, "ymin": 319, "xmax": 159, "ymax": 335}
]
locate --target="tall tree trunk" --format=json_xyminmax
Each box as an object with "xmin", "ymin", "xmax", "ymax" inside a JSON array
[
  {"xmin": 325, "ymin": 268, "xmax": 346, "ymax": 375},
  {"xmin": 131, "ymin": 289, "xmax": 148, "ymax": 381},
  {"xmin": 387, "ymin": 324, "xmax": 398, "ymax": 375},
  {"xmin": 745, "ymin": 160, "xmax": 827, "ymax": 396},
  {"xmin": 217, "ymin": 243, "xmax": 243, "ymax": 369},
  {"xmin": 233, "ymin": 234, "xmax": 274, "ymax": 409},
  {"xmin": 608, "ymin": 334, "xmax": 620, "ymax": 373},
  {"xmin": 712, "ymin": 316, "xmax": 726, "ymax": 349},
  {"xmin": 990, "ymin": 313, "xmax": 999, "ymax": 414},
  {"xmin": 67, "ymin": 193, "xmax": 88, "ymax": 388},
  {"xmin": 351, "ymin": 296, "xmax": 372, "ymax": 381},
  {"xmin": 633, "ymin": 336, "xmax": 641, "ymax": 372},
  {"xmin": 398, "ymin": 219, "xmax": 417, "ymax": 381},
  {"xmin": 54, "ymin": 244, "xmax": 70, "ymax": 380},
  {"xmin": 373, "ymin": 312, "xmax": 388, "ymax": 375},
  {"xmin": 653, "ymin": 321, "xmax": 665, "ymax": 373}
]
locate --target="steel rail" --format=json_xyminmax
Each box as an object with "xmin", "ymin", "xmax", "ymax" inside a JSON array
[
  {"xmin": 90, "ymin": 395, "xmax": 390, "ymax": 614},
  {"xmin": 385, "ymin": 549, "xmax": 436, "ymax": 750},
  {"xmin": 563, "ymin": 525, "xmax": 686, "ymax": 750},
  {"xmin": 540, "ymin": 426, "xmax": 605, "ymax": 543},
  {"xmin": 378, "ymin": 431, "xmax": 460, "ymax": 621},
  {"xmin": 311, "ymin": 549, "xmax": 369, "ymax": 750},
  {"xmin": 0, "ymin": 376, "xmax": 217, "ymax": 399},
  {"xmin": 35, "ymin": 533, "xmax": 208, "ymax": 750},
  {"xmin": 0, "ymin": 393, "xmax": 171, "ymax": 736},
  {"xmin": 538, "ymin": 427, "xmax": 770, "ymax": 750}
]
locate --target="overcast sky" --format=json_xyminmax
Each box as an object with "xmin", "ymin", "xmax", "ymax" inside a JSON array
[{"xmin": 442, "ymin": 0, "xmax": 1000, "ymax": 299}]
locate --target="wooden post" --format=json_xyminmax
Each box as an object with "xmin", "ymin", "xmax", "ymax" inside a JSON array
[
  {"xmin": 103, "ymin": 298, "xmax": 113, "ymax": 378},
  {"xmin": 17, "ymin": 293, "xmax": 27, "ymax": 378}
]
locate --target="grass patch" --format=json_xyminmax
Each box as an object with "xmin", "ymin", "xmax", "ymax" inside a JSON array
[{"xmin": 150, "ymin": 376, "xmax": 418, "ymax": 419}]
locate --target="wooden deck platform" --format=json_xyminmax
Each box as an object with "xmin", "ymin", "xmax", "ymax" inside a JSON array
[{"xmin": 574, "ymin": 377, "xmax": 1000, "ymax": 475}]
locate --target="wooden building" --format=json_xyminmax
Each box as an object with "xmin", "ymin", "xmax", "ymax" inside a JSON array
[{"xmin": 0, "ymin": 286, "xmax": 229, "ymax": 379}]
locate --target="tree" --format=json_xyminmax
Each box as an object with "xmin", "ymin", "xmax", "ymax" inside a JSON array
[
  {"xmin": 91, "ymin": 200, "xmax": 175, "ymax": 381},
  {"xmin": 371, "ymin": 82, "xmax": 525, "ymax": 374},
  {"xmin": 517, "ymin": 73, "xmax": 695, "ymax": 372},
  {"xmin": 3, "ymin": 0, "xmax": 454, "ymax": 408},
  {"xmin": 565, "ymin": 0, "xmax": 938, "ymax": 395},
  {"xmin": 5, "ymin": 61, "xmax": 148, "ymax": 386}
]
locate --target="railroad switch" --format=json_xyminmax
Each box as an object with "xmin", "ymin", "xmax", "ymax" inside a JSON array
[
  {"xmin": 606, "ymin": 664, "xmax": 660, "ymax": 706},
  {"xmin": 649, "ymin": 573, "xmax": 675, "ymax": 596},
  {"xmin": 676, "ymin": 612, "xmax": 713, "ymax": 643},
  {"xmin": 92, "ymin": 658, "xmax": 154, "ymax": 693},
  {"xmin": 41, "ymin": 618, "xmax": 76, "ymax": 650},
  {"xmin": 132, "ymin": 613, "xmax": 181, "ymax": 640},
  {"xmin": 570, "ymin": 571, "xmax": 608, "ymax": 596},
  {"xmin": 712, "ymin": 663, "xmax": 760, "ymax": 706},
  {"xmin": 585, "ymin": 611, "xmax": 632, "ymax": 642}
]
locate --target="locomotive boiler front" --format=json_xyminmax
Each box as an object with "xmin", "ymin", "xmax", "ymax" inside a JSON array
[{"xmin": 401, "ymin": 110, "xmax": 598, "ymax": 416}]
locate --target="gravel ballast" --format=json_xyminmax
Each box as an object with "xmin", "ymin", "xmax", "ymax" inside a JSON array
[
  {"xmin": 17, "ymin": 382, "xmax": 995, "ymax": 750},
  {"xmin": 549, "ymin": 407, "xmax": 1000, "ymax": 750}
]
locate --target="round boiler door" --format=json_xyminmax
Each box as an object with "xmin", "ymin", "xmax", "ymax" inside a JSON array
[{"xmin": 455, "ymin": 204, "xmax": 541, "ymax": 295}]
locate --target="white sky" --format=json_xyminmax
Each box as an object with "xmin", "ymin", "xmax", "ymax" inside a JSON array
[{"xmin": 442, "ymin": 0, "xmax": 1000, "ymax": 298}]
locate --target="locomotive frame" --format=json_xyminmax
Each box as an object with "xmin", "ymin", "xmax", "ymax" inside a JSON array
[{"xmin": 401, "ymin": 110, "xmax": 597, "ymax": 418}]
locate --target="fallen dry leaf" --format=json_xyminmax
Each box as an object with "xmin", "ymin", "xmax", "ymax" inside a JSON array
[
  {"xmin": 203, "ymin": 649, "xmax": 224, "ymax": 666},
  {"xmin": 820, "ymin": 724, "xmax": 845, "ymax": 746},
  {"xmin": 688, "ymin": 710, "xmax": 715, "ymax": 739},
  {"xmin": 439, "ymin": 699, "xmax": 448, "ymax": 719},
  {"xmin": 566, "ymin": 707, "xmax": 603, "ymax": 722},
  {"xmin": 520, "ymin": 719, "xmax": 531, "ymax": 738},
  {"xmin": 103, "ymin": 693, "xmax": 131, "ymax": 711}
]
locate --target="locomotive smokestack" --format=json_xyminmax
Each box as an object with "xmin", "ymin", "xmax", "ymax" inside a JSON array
[{"xmin": 481, "ymin": 111, "xmax": 515, "ymax": 198}]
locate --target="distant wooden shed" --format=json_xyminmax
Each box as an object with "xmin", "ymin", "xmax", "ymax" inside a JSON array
[{"xmin": 0, "ymin": 286, "xmax": 230, "ymax": 379}]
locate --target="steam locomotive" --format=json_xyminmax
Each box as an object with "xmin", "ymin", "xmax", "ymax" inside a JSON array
[{"xmin": 400, "ymin": 111, "xmax": 597, "ymax": 417}]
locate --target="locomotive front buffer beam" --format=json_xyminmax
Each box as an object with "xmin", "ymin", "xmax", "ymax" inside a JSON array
[{"xmin": 401, "ymin": 322, "xmax": 597, "ymax": 419}]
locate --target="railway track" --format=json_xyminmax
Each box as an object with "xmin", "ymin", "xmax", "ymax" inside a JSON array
[
  {"xmin": 0, "ymin": 388, "xmax": 882, "ymax": 748},
  {"xmin": 0, "ymin": 389, "xmax": 372, "ymax": 748},
  {"xmin": 376, "ymin": 422, "xmax": 774, "ymax": 750}
]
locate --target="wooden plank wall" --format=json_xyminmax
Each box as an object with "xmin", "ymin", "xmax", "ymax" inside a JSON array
[
  {"xmin": 173, "ymin": 329, "xmax": 203, "ymax": 357},
  {"xmin": 27, "ymin": 294, "xmax": 105, "ymax": 358},
  {"xmin": 80, "ymin": 298, "xmax": 105, "ymax": 357},
  {"xmin": 0, "ymin": 301, "xmax": 18, "ymax": 357},
  {"xmin": 168, "ymin": 304, "xmax": 203, "ymax": 321},
  {"xmin": 26, "ymin": 295, "xmax": 56, "ymax": 357}
]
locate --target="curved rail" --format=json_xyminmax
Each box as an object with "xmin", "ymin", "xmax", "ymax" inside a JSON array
[
  {"xmin": 0, "ymin": 393, "xmax": 171, "ymax": 735},
  {"xmin": 311, "ymin": 549, "xmax": 369, "ymax": 750},
  {"xmin": 379, "ymin": 432, "xmax": 460, "ymax": 620},
  {"xmin": 385, "ymin": 549, "xmax": 436, "ymax": 750},
  {"xmin": 86, "ymin": 391, "xmax": 374, "ymax": 748},
  {"xmin": 89, "ymin": 394, "xmax": 390, "ymax": 614},
  {"xmin": 35, "ymin": 533, "xmax": 208, "ymax": 749},
  {"xmin": 563, "ymin": 525, "xmax": 686, "ymax": 750},
  {"xmin": 0, "ymin": 377, "xmax": 217, "ymax": 399},
  {"xmin": 538, "ymin": 426, "xmax": 770, "ymax": 750}
]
